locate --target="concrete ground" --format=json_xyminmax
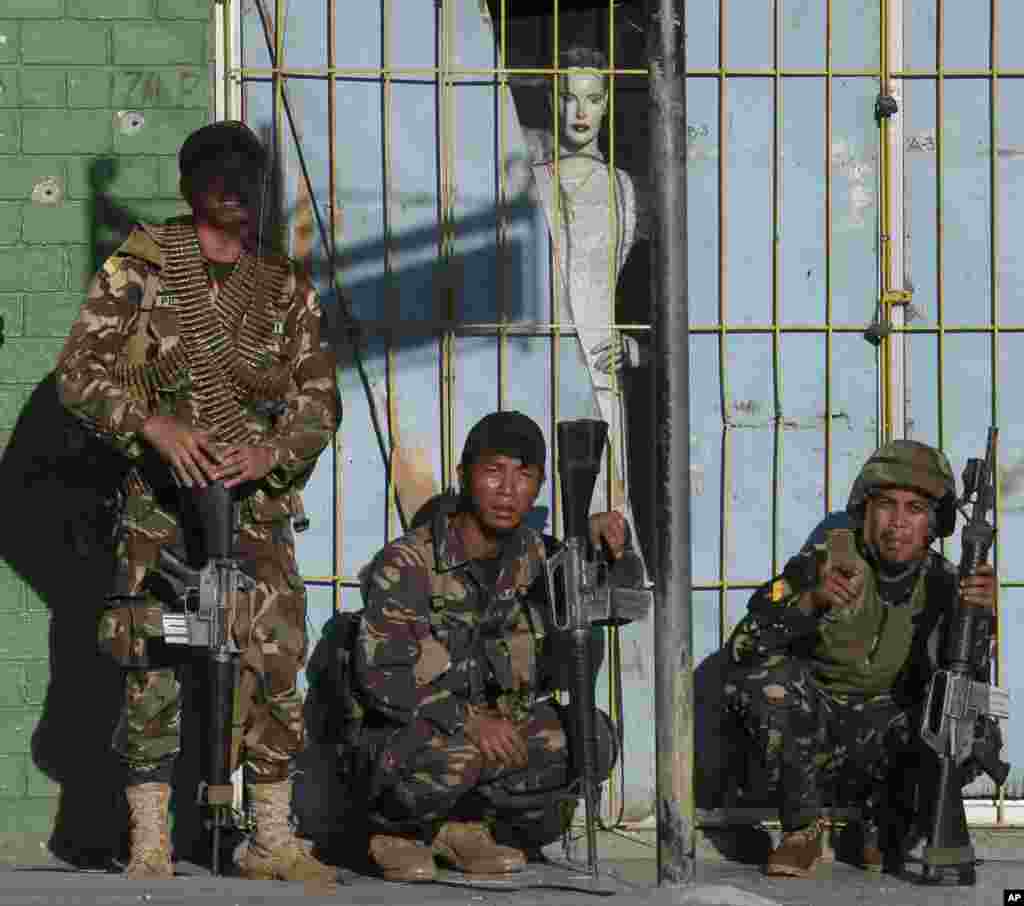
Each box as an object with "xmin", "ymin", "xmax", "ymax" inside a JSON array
[{"xmin": 2, "ymin": 829, "xmax": 1022, "ymax": 906}]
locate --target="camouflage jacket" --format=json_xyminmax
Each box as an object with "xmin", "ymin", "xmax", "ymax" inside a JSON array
[
  {"xmin": 55, "ymin": 220, "xmax": 339, "ymax": 529},
  {"xmin": 728, "ymin": 541, "xmax": 994, "ymax": 702},
  {"xmin": 354, "ymin": 497, "xmax": 550, "ymax": 735}
]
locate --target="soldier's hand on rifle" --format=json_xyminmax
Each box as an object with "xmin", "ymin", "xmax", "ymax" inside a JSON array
[
  {"xmin": 960, "ymin": 563, "xmax": 996, "ymax": 610},
  {"xmin": 213, "ymin": 443, "xmax": 279, "ymax": 489},
  {"xmin": 142, "ymin": 415, "xmax": 221, "ymax": 488},
  {"xmin": 465, "ymin": 708, "xmax": 528, "ymax": 770},
  {"xmin": 589, "ymin": 510, "xmax": 627, "ymax": 560},
  {"xmin": 810, "ymin": 560, "xmax": 865, "ymax": 614}
]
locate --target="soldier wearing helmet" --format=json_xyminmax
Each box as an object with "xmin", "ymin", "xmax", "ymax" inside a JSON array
[{"xmin": 723, "ymin": 440, "xmax": 996, "ymax": 879}]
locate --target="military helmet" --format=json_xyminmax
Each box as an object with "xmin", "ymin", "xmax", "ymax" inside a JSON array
[{"xmin": 846, "ymin": 439, "xmax": 957, "ymax": 538}]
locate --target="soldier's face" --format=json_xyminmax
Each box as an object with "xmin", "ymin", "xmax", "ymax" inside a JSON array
[
  {"xmin": 193, "ymin": 175, "xmax": 251, "ymax": 234},
  {"xmin": 863, "ymin": 487, "xmax": 934, "ymax": 565},
  {"xmin": 188, "ymin": 153, "xmax": 263, "ymax": 236},
  {"xmin": 460, "ymin": 453, "xmax": 543, "ymax": 536}
]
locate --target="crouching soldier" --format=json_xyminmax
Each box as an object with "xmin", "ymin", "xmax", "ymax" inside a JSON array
[
  {"xmin": 352, "ymin": 411, "xmax": 626, "ymax": 882},
  {"xmin": 723, "ymin": 440, "xmax": 998, "ymax": 877}
]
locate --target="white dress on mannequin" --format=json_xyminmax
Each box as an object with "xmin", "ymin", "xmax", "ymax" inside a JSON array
[{"xmin": 529, "ymin": 135, "xmax": 638, "ymax": 522}]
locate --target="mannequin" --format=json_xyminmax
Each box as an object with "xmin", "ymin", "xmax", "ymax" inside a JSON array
[{"xmin": 529, "ymin": 47, "xmax": 639, "ymax": 522}]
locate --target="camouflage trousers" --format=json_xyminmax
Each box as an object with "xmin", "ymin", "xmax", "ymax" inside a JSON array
[
  {"xmin": 111, "ymin": 518, "xmax": 308, "ymax": 785},
  {"xmin": 723, "ymin": 657, "xmax": 914, "ymax": 832},
  {"xmin": 365, "ymin": 701, "xmax": 616, "ymax": 848}
]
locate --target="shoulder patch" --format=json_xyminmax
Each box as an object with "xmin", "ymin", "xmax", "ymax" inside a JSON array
[
  {"xmin": 102, "ymin": 255, "xmax": 131, "ymax": 292},
  {"xmin": 102, "ymin": 255, "xmax": 124, "ymax": 277},
  {"xmin": 115, "ymin": 227, "xmax": 163, "ymax": 268},
  {"xmin": 769, "ymin": 578, "xmax": 791, "ymax": 603}
]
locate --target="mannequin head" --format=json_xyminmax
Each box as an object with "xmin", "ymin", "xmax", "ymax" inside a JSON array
[{"xmin": 556, "ymin": 47, "xmax": 609, "ymax": 156}]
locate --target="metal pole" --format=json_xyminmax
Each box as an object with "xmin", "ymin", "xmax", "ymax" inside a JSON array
[{"xmin": 648, "ymin": 0, "xmax": 694, "ymax": 887}]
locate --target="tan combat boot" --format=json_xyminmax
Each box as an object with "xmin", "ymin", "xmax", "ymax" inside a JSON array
[
  {"xmin": 124, "ymin": 782, "xmax": 174, "ymax": 880},
  {"xmin": 432, "ymin": 820, "xmax": 526, "ymax": 875},
  {"xmin": 764, "ymin": 817, "xmax": 825, "ymax": 878},
  {"xmin": 236, "ymin": 780, "xmax": 339, "ymax": 887},
  {"xmin": 369, "ymin": 833, "xmax": 437, "ymax": 882},
  {"xmin": 859, "ymin": 821, "xmax": 883, "ymax": 873}
]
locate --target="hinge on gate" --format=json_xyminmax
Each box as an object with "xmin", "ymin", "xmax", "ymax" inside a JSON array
[
  {"xmin": 864, "ymin": 290, "xmax": 913, "ymax": 347},
  {"xmin": 875, "ymin": 95, "xmax": 899, "ymax": 122},
  {"xmin": 863, "ymin": 320, "xmax": 891, "ymax": 347},
  {"xmin": 882, "ymin": 290, "xmax": 913, "ymax": 306}
]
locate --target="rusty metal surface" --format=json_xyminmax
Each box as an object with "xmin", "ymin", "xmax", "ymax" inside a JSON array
[{"xmin": 648, "ymin": 0, "xmax": 695, "ymax": 887}]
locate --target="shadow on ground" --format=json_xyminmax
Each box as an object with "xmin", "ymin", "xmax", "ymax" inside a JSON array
[{"xmin": 0, "ymin": 375, "xmax": 129, "ymax": 866}]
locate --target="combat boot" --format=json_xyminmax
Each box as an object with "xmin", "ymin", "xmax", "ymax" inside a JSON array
[
  {"xmin": 764, "ymin": 817, "xmax": 825, "ymax": 878},
  {"xmin": 369, "ymin": 833, "xmax": 437, "ymax": 882},
  {"xmin": 124, "ymin": 782, "xmax": 174, "ymax": 880},
  {"xmin": 432, "ymin": 820, "xmax": 526, "ymax": 875},
  {"xmin": 859, "ymin": 820, "xmax": 883, "ymax": 873},
  {"xmin": 235, "ymin": 780, "xmax": 339, "ymax": 887}
]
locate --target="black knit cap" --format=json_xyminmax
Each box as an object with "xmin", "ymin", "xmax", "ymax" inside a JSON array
[
  {"xmin": 179, "ymin": 120, "xmax": 266, "ymax": 176},
  {"xmin": 461, "ymin": 411, "xmax": 546, "ymax": 472}
]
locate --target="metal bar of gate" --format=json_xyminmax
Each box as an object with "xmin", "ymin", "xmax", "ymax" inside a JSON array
[{"xmin": 648, "ymin": 0, "xmax": 694, "ymax": 887}]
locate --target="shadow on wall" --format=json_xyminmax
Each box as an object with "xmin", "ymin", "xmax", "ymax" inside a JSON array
[
  {"xmin": 0, "ymin": 158, "xmax": 153, "ymax": 866},
  {"xmin": 1, "ymin": 374, "xmax": 130, "ymax": 866}
]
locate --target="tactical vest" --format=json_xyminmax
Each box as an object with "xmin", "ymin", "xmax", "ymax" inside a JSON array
[{"xmin": 811, "ymin": 544, "xmax": 930, "ymax": 695}]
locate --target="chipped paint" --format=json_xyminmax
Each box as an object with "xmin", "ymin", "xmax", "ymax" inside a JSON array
[
  {"xmin": 907, "ymin": 129, "xmax": 937, "ymax": 153},
  {"xmin": 831, "ymin": 138, "xmax": 874, "ymax": 228},
  {"xmin": 978, "ymin": 146, "xmax": 1024, "ymax": 160}
]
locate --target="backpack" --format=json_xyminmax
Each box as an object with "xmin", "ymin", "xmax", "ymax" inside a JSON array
[{"xmin": 305, "ymin": 609, "xmax": 365, "ymax": 754}]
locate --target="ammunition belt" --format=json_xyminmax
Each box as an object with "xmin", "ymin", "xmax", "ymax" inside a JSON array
[
  {"xmin": 110, "ymin": 342, "xmax": 191, "ymax": 410},
  {"xmin": 152, "ymin": 221, "xmax": 293, "ymax": 444}
]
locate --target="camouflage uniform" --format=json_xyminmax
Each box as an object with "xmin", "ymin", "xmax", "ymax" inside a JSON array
[
  {"xmin": 56, "ymin": 219, "xmax": 338, "ymax": 784},
  {"xmin": 354, "ymin": 495, "xmax": 615, "ymax": 844},
  {"xmin": 723, "ymin": 441, "xmax": 995, "ymax": 833}
]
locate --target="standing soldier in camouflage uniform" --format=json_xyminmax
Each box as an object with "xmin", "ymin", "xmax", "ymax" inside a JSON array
[
  {"xmin": 723, "ymin": 441, "xmax": 997, "ymax": 877},
  {"xmin": 55, "ymin": 121, "xmax": 339, "ymax": 885},
  {"xmin": 354, "ymin": 411, "xmax": 627, "ymax": 882}
]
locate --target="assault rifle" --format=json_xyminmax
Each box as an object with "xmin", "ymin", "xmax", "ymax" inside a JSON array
[
  {"xmin": 543, "ymin": 419, "xmax": 652, "ymax": 878},
  {"xmin": 919, "ymin": 427, "xmax": 1010, "ymax": 885},
  {"xmin": 157, "ymin": 481, "xmax": 254, "ymax": 876}
]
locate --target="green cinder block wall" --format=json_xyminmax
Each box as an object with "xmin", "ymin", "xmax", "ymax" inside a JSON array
[{"xmin": 0, "ymin": 0, "xmax": 213, "ymax": 865}]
